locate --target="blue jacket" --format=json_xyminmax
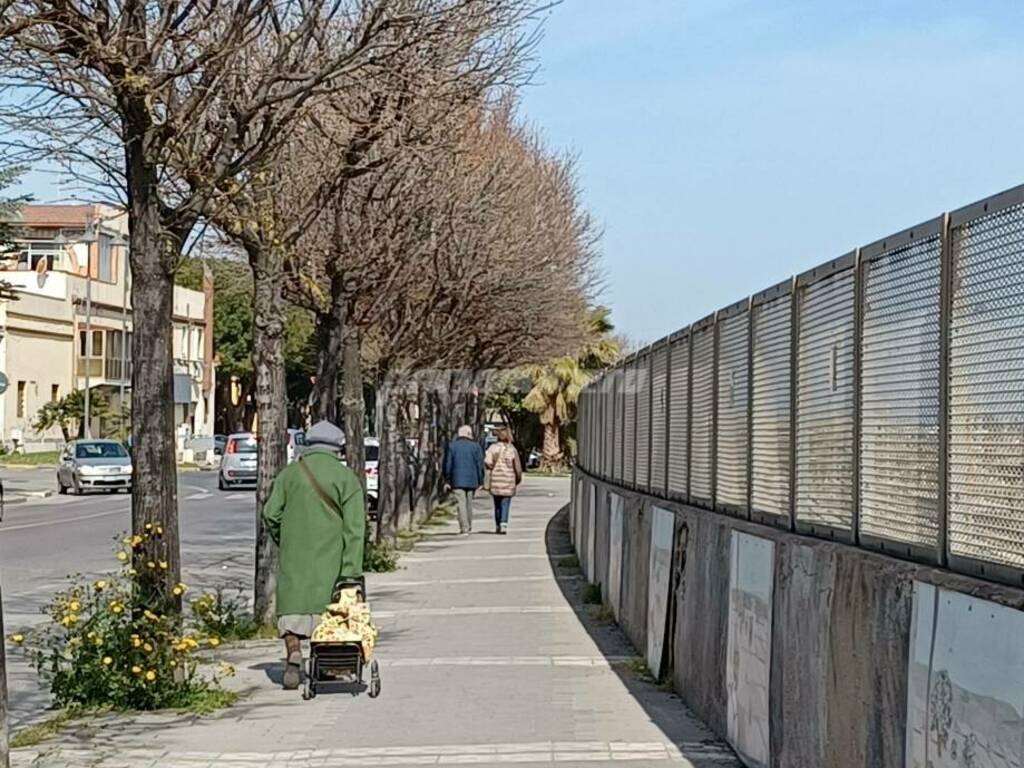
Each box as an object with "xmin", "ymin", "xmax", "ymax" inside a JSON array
[{"xmin": 444, "ymin": 437, "xmax": 485, "ymax": 490}]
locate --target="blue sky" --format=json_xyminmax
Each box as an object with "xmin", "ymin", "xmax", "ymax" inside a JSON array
[{"xmin": 520, "ymin": 0, "xmax": 1024, "ymax": 343}]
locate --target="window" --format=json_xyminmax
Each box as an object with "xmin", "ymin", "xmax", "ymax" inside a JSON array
[
  {"xmin": 91, "ymin": 330, "xmax": 103, "ymax": 358},
  {"xmin": 16, "ymin": 381, "xmax": 26, "ymax": 418},
  {"xmin": 13, "ymin": 243, "xmax": 65, "ymax": 272},
  {"xmin": 51, "ymin": 384, "xmax": 59, "ymax": 402},
  {"xmin": 97, "ymin": 236, "xmax": 113, "ymax": 282},
  {"xmin": 79, "ymin": 330, "xmax": 88, "ymax": 357},
  {"xmin": 75, "ymin": 442, "xmax": 128, "ymax": 459},
  {"xmin": 196, "ymin": 329, "xmax": 204, "ymax": 360}
]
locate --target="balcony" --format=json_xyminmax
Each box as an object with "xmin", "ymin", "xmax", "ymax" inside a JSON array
[{"xmin": 76, "ymin": 355, "xmax": 131, "ymax": 384}]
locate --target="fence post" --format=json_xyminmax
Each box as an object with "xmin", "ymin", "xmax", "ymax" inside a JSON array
[
  {"xmin": 664, "ymin": 340, "xmax": 673, "ymax": 498},
  {"xmin": 686, "ymin": 331, "xmax": 694, "ymax": 504},
  {"xmin": 647, "ymin": 350, "xmax": 654, "ymax": 494},
  {"xmin": 789, "ymin": 275, "xmax": 799, "ymax": 532},
  {"xmin": 852, "ymin": 247, "xmax": 864, "ymax": 545},
  {"xmin": 746, "ymin": 296, "xmax": 755, "ymax": 519},
  {"xmin": 938, "ymin": 212, "xmax": 952, "ymax": 568},
  {"xmin": 711, "ymin": 311, "xmax": 720, "ymax": 510}
]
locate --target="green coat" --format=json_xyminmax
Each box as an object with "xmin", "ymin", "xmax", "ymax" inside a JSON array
[{"xmin": 261, "ymin": 448, "xmax": 366, "ymax": 616}]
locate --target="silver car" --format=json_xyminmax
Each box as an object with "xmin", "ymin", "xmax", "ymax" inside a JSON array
[
  {"xmin": 57, "ymin": 439, "xmax": 133, "ymax": 495},
  {"xmin": 218, "ymin": 432, "xmax": 258, "ymax": 490}
]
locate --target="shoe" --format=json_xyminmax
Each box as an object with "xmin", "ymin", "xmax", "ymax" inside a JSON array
[
  {"xmin": 499, "ymin": 524, "xmax": 508, "ymax": 535},
  {"xmin": 495, "ymin": 524, "xmax": 501, "ymax": 534},
  {"xmin": 283, "ymin": 651, "xmax": 302, "ymax": 690}
]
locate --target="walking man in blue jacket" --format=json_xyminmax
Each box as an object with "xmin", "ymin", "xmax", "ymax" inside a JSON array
[{"xmin": 444, "ymin": 425, "xmax": 485, "ymax": 535}]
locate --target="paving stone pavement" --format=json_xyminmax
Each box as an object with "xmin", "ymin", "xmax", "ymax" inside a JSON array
[{"xmin": 12, "ymin": 476, "xmax": 739, "ymax": 768}]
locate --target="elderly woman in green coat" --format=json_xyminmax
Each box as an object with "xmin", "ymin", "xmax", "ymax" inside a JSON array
[{"xmin": 262, "ymin": 420, "xmax": 366, "ymax": 690}]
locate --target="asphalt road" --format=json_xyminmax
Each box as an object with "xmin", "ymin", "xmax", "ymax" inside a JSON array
[{"xmin": 0, "ymin": 468, "xmax": 258, "ymax": 630}]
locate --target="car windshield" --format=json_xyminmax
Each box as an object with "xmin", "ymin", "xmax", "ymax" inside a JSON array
[
  {"xmin": 231, "ymin": 437, "xmax": 258, "ymax": 454},
  {"xmin": 75, "ymin": 442, "xmax": 127, "ymax": 459},
  {"xmin": 366, "ymin": 445, "xmax": 380, "ymax": 462}
]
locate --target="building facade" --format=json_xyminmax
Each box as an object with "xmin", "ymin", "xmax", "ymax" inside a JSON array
[{"xmin": 0, "ymin": 204, "xmax": 215, "ymax": 451}]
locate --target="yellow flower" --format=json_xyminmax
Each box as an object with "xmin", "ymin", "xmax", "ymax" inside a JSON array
[
  {"xmin": 130, "ymin": 535, "xmax": 143, "ymax": 547},
  {"xmin": 207, "ymin": 637, "xmax": 221, "ymax": 648},
  {"xmin": 116, "ymin": 551, "xmax": 129, "ymax": 562},
  {"xmin": 146, "ymin": 561, "xmax": 156, "ymax": 570},
  {"xmin": 109, "ymin": 601, "xmax": 124, "ymax": 614},
  {"xmin": 9, "ymin": 634, "xmax": 24, "ymax": 645},
  {"xmin": 143, "ymin": 643, "xmax": 153, "ymax": 653},
  {"xmin": 143, "ymin": 610, "xmax": 158, "ymax": 621},
  {"xmin": 69, "ymin": 600, "xmax": 81, "ymax": 612},
  {"xmin": 155, "ymin": 526, "xmax": 164, "ymax": 536},
  {"xmin": 170, "ymin": 659, "xmax": 178, "ymax": 668},
  {"xmin": 144, "ymin": 523, "xmax": 153, "ymax": 532},
  {"xmin": 158, "ymin": 561, "xmax": 168, "ymax": 571},
  {"xmin": 132, "ymin": 637, "xmax": 142, "ymax": 648},
  {"xmin": 94, "ymin": 580, "xmax": 107, "ymax": 591},
  {"xmin": 102, "ymin": 656, "xmax": 113, "ymax": 665},
  {"xmin": 127, "ymin": 568, "xmax": 138, "ymax": 577},
  {"xmin": 145, "ymin": 670, "xmax": 156, "ymax": 682},
  {"xmin": 172, "ymin": 583, "xmax": 187, "ymax": 596},
  {"xmin": 131, "ymin": 665, "xmax": 142, "ymax": 674},
  {"xmin": 60, "ymin": 614, "xmax": 78, "ymax": 627}
]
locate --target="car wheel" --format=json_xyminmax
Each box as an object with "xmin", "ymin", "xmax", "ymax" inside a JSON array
[
  {"xmin": 218, "ymin": 474, "xmax": 227, "ymax": 491},
  {"xmin": 71, "ymin": 477, "xmax": 81, "ymax": 496},
  {"xmin": 57, "ymin": 477, "xmax": 67, "ymax": 495}
]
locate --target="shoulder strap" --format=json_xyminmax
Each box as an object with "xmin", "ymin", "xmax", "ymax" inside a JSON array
[{"xmin": 298, "ymin": 457, "xmax": 344, "ymax": 520}]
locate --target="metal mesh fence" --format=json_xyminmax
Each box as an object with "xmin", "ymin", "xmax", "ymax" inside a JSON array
[
  {"xmin": 751, "ymin": 292, "xmax": 792, "ymax": 520},
  {"xmin": 577, "ymin": 183, "xmax": 1024, "ymax": 587},
  {"xmin": 949, "ymin": 201, "xmax": 1024, "ymax": 570},
  {"xmin": 690, "ymin": 324, "xmax": 715, "ymax": 505},
  {"xmin": 795, "ymin": 264, "xmax": 856, "ymax": 536},
  {"xmin": 666, "ymin": 334, "xmax": 690, "ymax": 498},
  {"xmin": 651, "ymin": 345, "xmax": 669, "ymax": 495},
  {"xmin": 860, "ymin": 231, "xmax": 942, "ymax": 554},
  {"xmin": 715, "ymin": 309, "xmax": 749, "ymax": 511},
  {"xmin": 635, "ymin": 355, "xmax": 651, "ymax": 491},
  {"xmin": 623, "ymin": 362, "xmax": 637, "ymax": 486}
]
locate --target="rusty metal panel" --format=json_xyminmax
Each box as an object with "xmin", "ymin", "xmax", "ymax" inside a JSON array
[
  {"xmin": 948, "ymin": 201, "xmax": 1024, "ymax": 571},
  {"xmin": 651, "ymin": 345, "xmax": 669, "ymax": 495},
  {"xmin": 623, "ymin": 361, "xmax": 637, "ymax": 486},
  {"xmin": 716, "ymin": 309, "xmax": 750, "ymax": 512},
  {"xmin": 666, "ymin": 334, "xmax": 690, "ymax": 498},
  {"xmin": 751, "ymin": 294, "xmax": 793, "ymax": 520},
  {"xmin": 860, "ymin": 232, "xmax": 943, "ymax": 555},
  {"xmin": 690, "ymin": 325, "xmax": 715, "ymax": 505},
  {"xmin": 795, "ymin": 264, "xmax": 856, "ymax": 536},
  {"xmin": 635, "ymin": 354, "xmax": 651, "ymax": 491}
]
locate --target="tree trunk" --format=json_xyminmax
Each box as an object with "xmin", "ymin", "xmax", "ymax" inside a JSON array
[
  {"xmin": 0, "ymin": 584, "xmax": 9, "ymax": 768},
  {"xmin": 376, "ymin": 375, "xmax": 402, "ymax": 543},
  {"xmin": 541, "ymin": 418, "xmax": 562, "ymax": 469},
  {"xmin": 250, "ymin": 245, "xmax": 289, "ymax": 626},
  {"xmin": 127, "ymin": 164, "xmax": 181, "ymax": 602},
  {"xmin": 312, "ymin": 276, "xmax": 345, "ymax": 424},
  {"xmin": 340, "ymin": 317, "xmax": 365, "ymax": 484}
]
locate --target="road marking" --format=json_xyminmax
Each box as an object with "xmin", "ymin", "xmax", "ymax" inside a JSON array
[
  {"xmin": 185, "ymin": 484, "xmax": 208, "ymax": 494},
  {"xmin": 225, "ymin": 493, "xmax": 251, "ymax": 501},
  {"xmin": 383, "ymin": 655, "xmax": 632, "ymax": 668},
  {"xmin": 32, "ymin": 741, "xmax": 737, "ymax": 765},
  {"xmin": 1, "ymin": 506, "xmax": 128, "ymax": 532},
  {"xmin": 402, "ymin": 554, "xmax": 555, "ymax": 563},
  {"xmin": 375, "ymin": 605, "xmax": 575, "ymax": 619},
  {"xmin": 377, "ymin": 574, "xmax": 580, "ymax": 588},
  {"xmin": 185, "ymin": 492, "xmax": 212, "ymax": 501}
]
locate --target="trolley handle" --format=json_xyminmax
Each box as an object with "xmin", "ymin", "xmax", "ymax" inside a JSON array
[{"xmin": 333, "ymin": 576, "xmax": 367, "ymax": 601}]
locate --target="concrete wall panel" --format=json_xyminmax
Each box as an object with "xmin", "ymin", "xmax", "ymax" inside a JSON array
[
  {"xmin": 607, "ymin": 493, "xmax": 625, "ymax": 619},
  {"xmin": 726, "ymin": 532, "xmax": 774, "ymax": 768},
  {"xmin": 619, "ymin": 494, "xmax": 650, "ymax": 652},
  {"xmin": 646, "ymin": 506, "xmax": 675, "ymax": 677},
  {"xmin": 595, "ymin": 487, "xmax": 610, "ymax": 597}
]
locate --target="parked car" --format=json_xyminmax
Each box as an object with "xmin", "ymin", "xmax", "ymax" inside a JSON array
[
  {"xmin": 340, "ymin": 438, "xmax": 380, "ymax": 510},
  {"xmin": 526, "ymin": 449, "xmax": 541, "ymax": 469},
  {"xmin": 57, "ymin": 439, "xmax": 133, "ymax": 495},
  {"xmin": 218, "ymin": 433, "xmax": 258, "ymax": 490},
  {"xmin": 213, "ymin": 434, "xmax": 227, "ymax": 456},
  {"xmin": 287, "ymin": 428, "xmax": 306, "ymax": 464}
]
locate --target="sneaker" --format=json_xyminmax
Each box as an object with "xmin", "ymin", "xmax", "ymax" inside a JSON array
[
  {"xmin": 282, "ymin": 652, "xmax": 302, "ymax": 690},
  {"xmin": 499, "ymin": 523, "xmax": 508, "ymax": 535}
]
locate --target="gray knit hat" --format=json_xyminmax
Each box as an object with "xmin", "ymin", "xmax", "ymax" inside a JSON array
[{"xmin": 306, "ymin": 420, "xmax": 345, "ymax": 451}]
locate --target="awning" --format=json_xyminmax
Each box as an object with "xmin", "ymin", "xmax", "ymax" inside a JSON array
[{"xmin": 173, "ymin": 374, "xmax": 193, "ymax": 404}]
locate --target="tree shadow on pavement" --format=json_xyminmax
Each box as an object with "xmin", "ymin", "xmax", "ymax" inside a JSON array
[{"xmin": 544, "ymin": 505, "xmax": 739, "ymax": 767}]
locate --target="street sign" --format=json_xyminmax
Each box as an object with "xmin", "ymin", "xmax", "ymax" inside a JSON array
[{"xmin": 0, "ymin": 372, "xmax": 9, "ymax": 396}]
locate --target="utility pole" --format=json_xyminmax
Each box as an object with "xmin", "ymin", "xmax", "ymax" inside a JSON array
[
  {"xmin": 82, "ymin": 219, "xmax": 97, "ymax": 439},
  {"xmin": 0, "ymin": 582, "xmax": 9, "ymax": 768}
]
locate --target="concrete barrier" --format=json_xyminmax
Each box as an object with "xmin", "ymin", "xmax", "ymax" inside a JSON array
[{"xmin": 572, "ymin": 470, "xmax": 1024, "ymax": 768}]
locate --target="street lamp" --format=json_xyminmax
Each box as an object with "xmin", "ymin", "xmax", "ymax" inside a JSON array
[{"xmin": 80, "ymin": 220, "xmax": 97, "ymax": 438}]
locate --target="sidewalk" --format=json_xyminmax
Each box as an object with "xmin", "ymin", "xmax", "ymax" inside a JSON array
[{"xmin": 12, "ymin": 476, "xmax": 739, "ymax": 768}]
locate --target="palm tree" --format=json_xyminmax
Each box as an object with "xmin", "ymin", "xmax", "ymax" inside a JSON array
[{"xmin": 523, "ymin": 307, "xmax": 619, "ymax": 471}]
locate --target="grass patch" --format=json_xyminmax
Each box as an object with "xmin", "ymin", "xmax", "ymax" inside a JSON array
[
  {"xmin": 396, "ymin": 532, "xmax": 422, "ymax": 552},
  {"xmin": 183, "ymin": 688, "xmax": 239, "ymax": 715},
  {"xmin": 364, "ymin": 540, "xmax": 401, "ymax": 572},
  {"xmin": 0, "ymin": 450, "xmax": 60, "ymax": 466},
  {"xmin": 625, "ymin": 656, "xmax": 657, "ymax": 684},
  {"xmin": 586, "ymin": 604, "xmax": 616, "ymax": 625},
  {"xmin": 9, "ymin": 709, "xmax": 82, "ymax": 749},
  {"xmin": 582, "ymin": 583, "xmax": 603, "ymax": 605},
  {"xmin": 557, "ymin": 554, "xmax": 579, "ymax": 570}
]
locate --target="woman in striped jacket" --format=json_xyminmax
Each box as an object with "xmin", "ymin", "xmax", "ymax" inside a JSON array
[{"xmin": 484, "ymin": 428, "xmax": 523, "ymax": 535}]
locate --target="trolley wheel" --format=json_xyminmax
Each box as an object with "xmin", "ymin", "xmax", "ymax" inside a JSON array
[{"xmin": 368, "ymin": 659, "xmax": 381, "ymax": 699}]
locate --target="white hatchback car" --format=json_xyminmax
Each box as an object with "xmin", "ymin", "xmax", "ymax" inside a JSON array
[
  {"xmin": 340, "ymin": 438, "xmax": 380, "ymax": 510},
  {"xmin": 218, "ymin": 432, "xmax": 258, "ymax": 490}
]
